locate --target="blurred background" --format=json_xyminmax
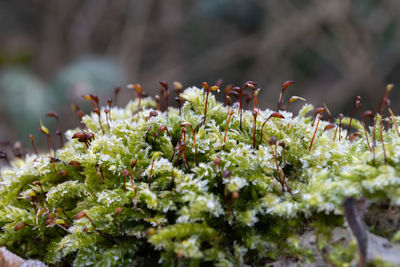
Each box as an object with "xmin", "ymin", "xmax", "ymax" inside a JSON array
[{"xmin": 1, "ymin": 0, "xmax": 400, "ymax": 152}]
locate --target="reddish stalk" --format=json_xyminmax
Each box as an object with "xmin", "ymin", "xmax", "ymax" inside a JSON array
[
  {"xmin": 356, "ymin": 103, "xmax": 371, "ymax": 152},
  {"xmin": 223, "ymin": 170, "xmax": 231, "ymax": 204},
  {"xmin": 323, "ymin": 103, "xmax": 332, "ymax": 122},
  {"xmin": 145, "ymin": 126, "xmax": 153, "ymax": 144},
  {"xmin": 130, "ymin": 160, "xmax": 137, "ymax": 188},
  {"xmin": 180, "ymin": 122, "xmax": 198, "ymax": 166},
  {"xmin": 254, "ymin": 89, "xmax": 260, "ymax": 114},
  {"xmin": 30, "ymin": 190, "xmax": 46, "ymax": 209},
  {"xmin": 75, "ymin": 211, "xmax": 113, "ymax": 242},
  {"xmin": 338, "ymin": 113, "xmax": 344, "ymax": 141},
  {"xmin": 223, "ymin": 111, "xmax": 235, "ymax": 149},
  {"xmin": 389, "ymin": 108, "xmax": 400, "ymax": 138},
  {"xmin": 180, "ymin": 142, "xmax": 189, "ymax": 170},
  {"xmin": 277, "ymin": 140, "xmax": 286, "ymax": 168},
  {"xmin": 309, "ymin": 114, "xmax": 321, "ymax": 152},
  {"xmin": 202, "ymin": 82, "xmax": 219, "ymax": 125},
  {"xmin": 49, "ymin": 156, "xmax": 60, "ymax": 182},
  {"xmin": 127, "ymin": 83, "xmax": 146, "ymax": 119},
  {"xmin": 333, "ymin": 126, "xmax": 338, "ymax": 141},
  {"xmin": 45, "ymin": 111, "xmax": 64, "ymax": 147},
  {"xmin": 309, "ymin": 108, "xmax": 327, "ymax": 150},
  {"xmin": 204, "ymin": 89, "xmax": 210, "ymax": 125},
  {"xmin": 325, "ymin": 123, "xmax": 337, "ymax": 142},
  {"xmin": 227, "ymin": 192, "xmax": 239, "ymax": 219},
  {"xmin": 160, "ymin": 81, "xmax": 170, "ymax": 113},
  {"xmin": 170, "ymin": 125, "xmax": 190, "ymax": 172},
  {"xmin": 346, "ymin": 96, "xmax": 361, "ymax": 140},
  {"xmin": 226, "ymin": 96, "xmax": 232, "ymax": 116},
  {"xmin": 363, "ymin": 111, "xmax": 376, "ymax": 166},
  {"xmin": 39, "ymin": 119, "xmax": 56, "ymax": 155},
  {"xmin": 377, "ymin": 84, "xmax": 393, "ymax": 115},
  {"xmin": 105, "ymin": 109, "xmax": 111, "ymax": 129},
  {"xmin": 238, "ymin": 81, "xmax": 256, "ymax": 130},
  {"xmin": 122, "ymin": 169, "xmax": 129, "ymax": 192},
  {"xmin": 270, "ymin": 137, "xmax": 292, "ymax": 196},
  {"xmin": 29, "ymin": 134, "xmax": 39, "ymax": 156},
  {"xmin": 154, "ymin": 125, "xmax": 173, "ymax": 147},
  {"xmin": 130, "ymin": 159, "xmax": 138, "ymax": 208},
  {"xmin": 252, "ymin": 110, "xmax": 258, "ymax": 149},
  {"xmin": 33, "ymin": 181, "xmax": 46, "ymax": 199},
  {"xmin": 171, "ymin": 127, "xmax": 185, "ymax": 162},
  {"xmin": 114, "ymin": 207, "xmax": 123, "ymax": 233},
  {"xmin": 379, "ymin": 119, "xmax": 387, "ymax": 164},
  {"xmin": 312, "ymin": 108, "xmax": 326, "ymax": 127},
  {"xmin": 155, "ymin": 95, "xmax": 161, "ymax": 111},
  {"xmin": 97, "ymin": 164, "xmax": 105, "ymax": 180},
  {"xmin": 107, "ymin": 98, "xmax": 112, "ymax": 111},
  {"xmin": 92, "ymin": 107, "xmax": 105, "ymax": 134},
  {"xmin": 258, "ymin": 112, "xmax": 284, "ymax": 147},
  {"xmin": 278, "ymin": 80, "xmax": 295, "ymax": 110},
  {"xmin": 213, "ymin": 158, "xmax": 223, "ymax": 179},
  {"xmin": 134, "ymin": 83, "xmax": 143, "ymax": 112},
  {"xmin": 174, "ymin": 82, "xmax": 185, "ymax": 116},
  {"xmin": 149, "ymin": 159, "xmax": 156, "ymax": 189}
]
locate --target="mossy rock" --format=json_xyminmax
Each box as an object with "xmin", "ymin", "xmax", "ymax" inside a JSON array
[{"xmin": 1, "ymin": 84, "xmax": 400, "ymax": 266}]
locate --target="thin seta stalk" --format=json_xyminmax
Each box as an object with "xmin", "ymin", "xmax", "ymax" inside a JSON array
[
  {"xmin": 345, "ymin": 96, "xmax": 361, "ymax": 140},
  {"xmin": 130, "ymin": 159, "xmax": 138, "ymax": 209},
  {"xmin": 379, "ymin": 117, "xmax": 387, "ymax": 164},
  {"xmin": 258, "ymin": 112, "xmax": 284, "ymax": 148},
  {"xmin": 180, "ymin": 122, "xmax": 198, "ymax": 166},
  {"xmin": 277, "ymin": 80, "xmax": 295, "ymax": 110},
  {"xmin": 252, "ymin": 110, "xmax": 258, "ymax": 149},
  {"xmin": 29, "ymin": 134, "xmax": 39, "ymax": 156},
  {"xmin": 149, "ymin": 152, "xmax": 162, "ymax": 189},
  {"xmin": 75, "ymin": 211, "xmax": 113, "ymax": 242},
  {"xmin": 388, "ymin": 108, "xmax": 400, "ymax": 138},
  {"xmin": 45, "ymin": 111, "xmax": 64, "ymax": 147},
  {"xmin": 223, "ymin": 110, "xmax": 235, "ymax": 149},
  {"xmin": 39, "ymin": 119, "xmax": 56, "ymax": 156},
  {"xmin": 269, "ymin": 137, "xmax": 292, "ymax": 196},
  {"xmin": 363, "ymin": 111, "xmax": 376, "ymax": 166},
  {"xmin": 309, "ymin": 108, "xmax": 326, "ymax": 152},
  {"xmin": 202, "ymin": 82, "xmax": 220, "ymax": 125}
]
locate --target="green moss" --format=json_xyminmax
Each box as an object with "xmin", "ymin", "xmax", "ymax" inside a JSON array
[{"xmin": 1, "ymin": 85, "xmax": 400, "ymax": 266}]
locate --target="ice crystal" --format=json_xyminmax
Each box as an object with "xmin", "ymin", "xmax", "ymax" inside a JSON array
[{"xmin": 0, "ymin": 85, "xmax": 399, "ymax": 266}]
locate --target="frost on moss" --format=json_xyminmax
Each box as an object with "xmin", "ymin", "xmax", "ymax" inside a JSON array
[{"xmin": 0, "ymin": 85, "xmax": 400, "ymax": 266}]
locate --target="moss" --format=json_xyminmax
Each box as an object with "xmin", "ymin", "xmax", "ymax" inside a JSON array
[{"xmin": 0, "ymin": 85, "xmax": 399, "ymax": 266}]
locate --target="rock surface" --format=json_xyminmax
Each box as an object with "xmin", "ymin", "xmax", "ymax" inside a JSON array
[
  {"xmin": 269, "ymin": 228, "xmax": 400, "ymax": 266},
  {"xmin": 0, "ymin": 247, "xmax": 46, "ymax": 267}
]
